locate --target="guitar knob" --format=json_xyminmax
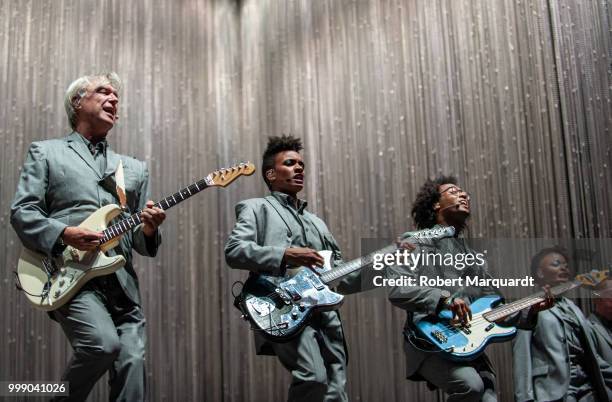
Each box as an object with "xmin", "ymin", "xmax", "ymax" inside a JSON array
[
  {"xmin": 60, "ymin": 268, "xmax": 67, "ymax": 275},
  {"xmin": 54, "ymin": 290, "xmax": 61, "ymax": 298},
  {"xmin": 298, "ymin": 303, "xmax": 306, "ymax": 312},
  {"xmin": 59, "ymin": 280, "xmax": 65, "ymax": 287},
  {"xmin": 291, "ymin": 312, "xmax": 298, "ymax": 320}
]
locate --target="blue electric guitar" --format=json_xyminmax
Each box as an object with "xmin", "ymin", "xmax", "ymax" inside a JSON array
[
  {"xmin": 238, "ymin": 226, "xmax": 455, "ymax": 341},
  {"xmin": 413, "ymin": 269, "xmax": 608, "ymax": 361}
]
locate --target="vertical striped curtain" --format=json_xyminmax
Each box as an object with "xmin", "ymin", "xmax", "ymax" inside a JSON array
[{"xmin": 1, "ymin": 0, "xmax": 610, "ymax": 400}]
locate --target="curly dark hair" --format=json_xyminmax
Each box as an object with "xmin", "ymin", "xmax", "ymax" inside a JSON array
[
  {"xmin": 530, "ymin": 246, "xmax": 571, "ymax": 284},
  {"xmin": 411, "ymin": 175, "xmax": 458, "ymax": 229},
  {"xmin": 261, "ymin": 135, "xmax": 303, "ymax": 188}
]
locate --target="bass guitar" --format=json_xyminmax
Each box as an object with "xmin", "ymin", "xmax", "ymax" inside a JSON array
[
  {"xmin": 16, "ymin": 162, "xmax": 255, "ymax": 311},
  {"xmin": 413, "ymin": 269, "xmax": 609, "ymax": 361}
]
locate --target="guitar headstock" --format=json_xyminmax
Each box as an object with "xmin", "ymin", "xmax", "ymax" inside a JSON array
[
  {"xmin": 575, "ymin": 269, "xmax": 610, "ymax": 288},
  {"xmin": 205, "ymin": 162, "xmax": 256, "ymax": 188}
]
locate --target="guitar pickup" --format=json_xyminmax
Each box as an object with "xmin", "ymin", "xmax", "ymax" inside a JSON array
[
  {"xmin": 282, "ymin": 285, "xmax": 302, "ymax": 301},
  {"xmin": 485, "ymin": 323, "xmax": 495, "ymax": 332},
  {"xmin": 461, "ymin": 327, "xmax": 472, "ymax": 335},
  {"xmin": 307, "ymin": 276, "xmax": 325, "ymax": 291},
  {"xmin": 275, "ymin": 288, "xmax": 292, "ymax": 303},
  {"xmin": 312, "ymin": 278, "xmax": 325, "ymax": 291},
  {"xmin": 431, "ymin": 330, "xmax": 448, "ymax": 343}
]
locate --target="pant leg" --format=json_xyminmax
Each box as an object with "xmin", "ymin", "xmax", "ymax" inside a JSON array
[
  {"xmin": 51, "ymin": 289, "xmax": 121, "ymax": 402},
  {"xmin": 316, "ymin": 311, "xmax": 348, "ymax": 402},
  {"xmin": 108, "ymin": 303, "xmax": 147, "ymax": 402},
  {"xmin": 417, "ymin": 354, "xmax": 494, "ymax": 402},
  {"xmin": 272, "ymin": 325, "xmax": 329, "ymax": 402}
]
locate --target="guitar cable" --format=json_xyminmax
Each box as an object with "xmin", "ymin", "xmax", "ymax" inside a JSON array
[
  {"xmin": 404, "ymin": 328, "xmax": 454, "ymax": 354},
  {"xmin": 13, "ymin": 271, "xmax": 50, "ymax": 299}
]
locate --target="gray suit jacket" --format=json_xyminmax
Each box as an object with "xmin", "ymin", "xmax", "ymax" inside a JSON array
[
  {"xmin": 512, "ymin": 301, "xmax": 612, "ymax": 402},
  {"xmin": 225, "ymin": 195, "xmax": 351, "ymax": 355},
  {"xmin": 11, "ymin": 132, "xmax": 161, "ymax": 306},
  {"xmin": 388, "ymin": 228, "xmax": 535, "ymax": 379},
  {"xmin": 588, "ymin": 313, "xmax": 612, "ymax": 368}
]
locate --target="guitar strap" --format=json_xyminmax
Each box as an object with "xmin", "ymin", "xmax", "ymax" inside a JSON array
[{"xmin": 115, "ymin": 159, "xmax": 128, "ymax": 209}]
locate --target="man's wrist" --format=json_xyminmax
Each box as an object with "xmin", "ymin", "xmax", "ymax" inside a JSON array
[
  {"xmin": 435, "ymin": 290, "xmax": 452, "ymax": 314},
  {"xmin": 52, "ymin": 228, "xmax": 68, "ymax": 256}
]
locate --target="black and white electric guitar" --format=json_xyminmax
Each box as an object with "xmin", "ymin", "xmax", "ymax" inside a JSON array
[{"xmin": 237, "ymin": 226, "xmax": 455, "ymax": 341}]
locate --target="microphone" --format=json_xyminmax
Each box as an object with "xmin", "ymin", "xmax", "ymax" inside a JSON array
[{"xmin": 439, "ymin": 202, "xmax": 462, "ymax": 212}]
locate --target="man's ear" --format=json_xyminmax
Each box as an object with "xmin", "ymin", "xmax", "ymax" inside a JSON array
[
  {"xmin": 72, "ymin": 96, "xmax": 82, "ymax": 110},
  {"xmin": 266, "ymin": 169, "xmax": 276, "ymax": 182},
  {"xmin": 536, "ymin": 267, "xmax": 544, "ymax": 279},
  {"xmin": 433, "ymin": 202, "xmax": 440, "ymax": 211}
]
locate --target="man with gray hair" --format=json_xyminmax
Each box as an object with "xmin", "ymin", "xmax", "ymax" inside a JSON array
[{"xmin": 11, "ymin": 72, "xmax": 166, "ymax": 401}]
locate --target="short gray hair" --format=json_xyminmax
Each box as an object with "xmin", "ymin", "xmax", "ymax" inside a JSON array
[{"xmin": 64, "ymin": 72, "xmax": 122, "ymax": 130}]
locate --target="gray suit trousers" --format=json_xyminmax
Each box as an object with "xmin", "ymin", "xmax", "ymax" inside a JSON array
[
  {"xmin": 271, "ymin": 311, "xmax": 348, "ymax": 402},
  {"xmin": 51, "ymin": 277, "xmax": 146, "ymax": 402}
]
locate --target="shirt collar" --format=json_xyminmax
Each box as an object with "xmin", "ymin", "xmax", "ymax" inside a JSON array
[
  {"xmin": 76, "ymin": 132, "xmax": 107, "ymax": 155},
  {"xmin": 271, "ymin": 191, "xmax": 307, "ymax": 213}
]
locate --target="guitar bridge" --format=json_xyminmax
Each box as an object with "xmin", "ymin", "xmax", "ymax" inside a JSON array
[{"xmin": 431, "ymin": 330, "xmax": 448, "ymax": 343}]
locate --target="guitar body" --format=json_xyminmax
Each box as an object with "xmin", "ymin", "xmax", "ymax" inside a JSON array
[
  {"xmin": 240, "ymin": 250, "xmax": 344, "ymax": 341},
  {"xmin": 414, "ymin": 295, "xmax": 517, "ymax": 361},
  {"xmin": 17, "ymin": 204, "xmax": 126, "ymax": 311}
]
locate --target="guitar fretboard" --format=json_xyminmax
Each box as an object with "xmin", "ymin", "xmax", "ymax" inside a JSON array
[
  {"xmin": 100, "ymin": 178, "xmax": 210, "ymax": 244},
  {"xmin": 321, "ymin": 245, "xmax": 397, "ymax": 284},
  {"xmin": 320, "ymin": 227, "xmax": 456, "ymax": 284},
  {"xmin": 483, "ymin": 280, "xmax": 580, "ymax": 322}
]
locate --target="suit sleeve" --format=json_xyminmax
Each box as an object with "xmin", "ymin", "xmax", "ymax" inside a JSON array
[
  {"xmin": 387, "ymin": 243, "xmax": 444, "ymax": 315},
  {"xmin": 132, "ymin": 162, "xmax": 161, "ymax": 257},
  {"xmin": 323, "ymin": 231, "xmax": 362, "ymax": 295},
  {"xmin": 224, "ymin": 201, "xmax": 286, "ymax": 275},
  {"xmin": 512, "ymin": 329, "xmax": 535, "ymax": 402},
  {"xmin": 10, "ymin": 142, "xmax": 68, "ymax": 256}
]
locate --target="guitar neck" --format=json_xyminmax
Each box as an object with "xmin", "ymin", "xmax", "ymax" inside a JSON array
[
  {"xmin": 100, "ymin": 178, "xmax": 210, "ymax": 243},
  {"xmin": 483, "ymin": 280, "xmax": 581, "ymax": 322},
  {"xmin": 320, "ymin": 244, "xmax": 397, "ymax": 284}
]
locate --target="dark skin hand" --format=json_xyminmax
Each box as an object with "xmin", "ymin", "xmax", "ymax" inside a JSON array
[
  {"xmin": 140, "ymin": 200, "xmax": 166, "ymax": 237},
  {"xmin": 447, "ymin": 286, "xmax": 555, "ymax": 326},
  {"xmin": 283, "ymin": 247, "xmax": 324, "ymax": 269}
]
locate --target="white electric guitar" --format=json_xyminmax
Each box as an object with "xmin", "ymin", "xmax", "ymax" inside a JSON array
[{"xmin": 16, "ymin": 162, "xmax": 255, "ymax": 311}]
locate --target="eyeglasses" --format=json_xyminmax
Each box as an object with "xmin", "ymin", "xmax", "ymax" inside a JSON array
[{"xmin": 440, "ymin": 186, "xmax": 471, "ymax": 201}]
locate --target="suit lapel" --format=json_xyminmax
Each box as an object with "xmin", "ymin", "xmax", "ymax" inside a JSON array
[
  {"xmin": 66, "ymin": 132, "xmax": 102, "ymax": 178},
  {"xmin": 264, "ymin": 195, "xmax": 300, "ymax": 237},
  {"xmin": 591, "ymin": 315, "xmax": 612, "ymax": 347}
]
